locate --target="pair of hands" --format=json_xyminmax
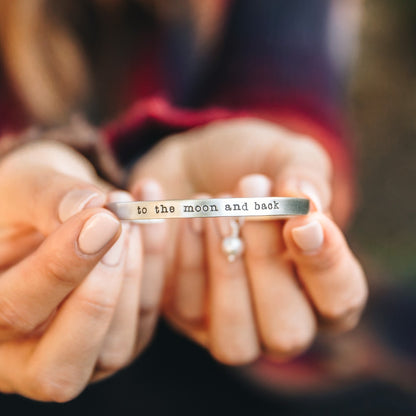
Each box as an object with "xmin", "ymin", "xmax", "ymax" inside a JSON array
[{"xmin": 0, "ymin": 119, "xmax": 367, "ymax": 401}]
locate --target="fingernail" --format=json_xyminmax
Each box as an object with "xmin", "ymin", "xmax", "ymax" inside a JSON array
[
  {"xmin": 292, "ymin": 220, "xmax": 324, "ymax": 253},
  {"xmin": 107, "ymin": 190, "xmax": 134, "ymax": 203},
  {"xmin": 78, "ymin": 213, "xmax": 120, "ymax": 255},
  {"xmin": 101, "ymin": 223, "xmax": 128, "ymax": 266},
  {"xmin": 59, "ymin": 189, "xmax": 106, "ymax": 222},
  {"xmin": 239, "ymin": 174, "xmax": 272, "ymax": 197},
  {"xmin": 140, "ymin": 180, "xmax": 163, "ymax": 200},
  {"xmin": 298, "ymin": 181, "xmax": 323, "ymax": 212}
]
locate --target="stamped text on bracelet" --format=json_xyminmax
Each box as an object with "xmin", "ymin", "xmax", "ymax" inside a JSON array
[{"xmin": 107, "ymin": 197, "xmax": 309, "ymax": 221}]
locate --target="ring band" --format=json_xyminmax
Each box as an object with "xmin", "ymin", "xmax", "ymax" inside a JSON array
[{"xmin": 106, "ymin": 197, "xmax": 309, "ymax": 221}]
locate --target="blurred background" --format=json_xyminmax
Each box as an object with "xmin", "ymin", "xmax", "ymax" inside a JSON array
[
  {"xmin": 1, "ymin": 0, "xmax": 416, "ymax": 414},
  {"xmin": 351, "ymin": 0, "xmax": 416, "ymax": 282}
]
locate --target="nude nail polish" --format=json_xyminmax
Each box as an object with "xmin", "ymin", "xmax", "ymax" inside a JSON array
[
  {"xmin": 239, "ymin": 174, "xmax": 272, "ymax": 197},
  {"xmin": 59, "ymin": 189, "xmax": 105, "ymax": 222},
  {"xmin": 78, "ymin": 213, "xmax": 120, "ymax": 255},
  {"xmin": 292, "ymin": 220, "xmax": 324, "ymax": 253},
  {"xmin": 140, "ymin": 180, "xmax": 163, "ymax": 200}
]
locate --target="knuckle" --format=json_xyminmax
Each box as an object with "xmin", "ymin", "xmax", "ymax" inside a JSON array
[
  {"xmin": 77, "ymin": 295, "xmax": 117, "ymax": 321},
  {"xmin": 319, "ymin": 291, "xmax": 366, "ymax": 322},
  {"xmin": 319, "ymin": 301, "xmax": 349, "ymax": 322},
  {"xmin": 205, "ymin": 118, "xmax": 280, "ymax": 145},
  {"xmin": 303, "ymin": 241, "xmax": 345, "ymax": 273},
  {"xmin": 264, "ymin": 327, "xmax": 314, "ymax": 357},
  {"xmin": 40, "ymin": 255, "xmax": 80, "ymax": 287},
  {"xmin": 139, "ymin": 305, "xmax": 159, "ymax": 319},
  {"xmin": 96, "ymin": 349, "xmax": 132, "ymax": 373},
  {"xmin": 0, "ymin": 297, "xmax": 37, "ymax": 334},
  {"xmin": 32, "ymin": 174, "xmax": 68, "ymax": 231},
  {"xmin": 317, "ymin": 263, "xmax": 368, "ymax": 323},
  {"xmin": 347, "ymin": 279, "xmax": 369, "ymax": 314},
  {"xmin": 211, "ymin": 343, "xmax": 259, "ymax": 366},
  {"xmin": 333, "ymin": 311, "xmax": 362, "ymax": 333},
  {"xmin": 175, "ymin": 304, "xmax": 204, "ymax": 324},
  {"xmin": 28, "ymin": 372, "xmax": 83, "ymax": 403},
  {"xmin": 135, "ymin": 317, "xmax": 158, "ymax": 355}
]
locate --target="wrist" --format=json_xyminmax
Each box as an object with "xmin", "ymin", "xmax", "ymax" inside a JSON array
[
  {"xmin": 1, "ymin": 139, "xmax": 97, "ymax": 182},
  {"xmin": 1, "ymin": 116, "xmax": 126, "ymax": 188}
]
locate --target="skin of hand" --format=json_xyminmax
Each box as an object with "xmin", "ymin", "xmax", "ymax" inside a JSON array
[
  {"xmin": 128, "ymin": 118, "xmax": 368, "ymax": 365},
  {"xmin": 0, "ymin": 140, "xmax": 166, "ymax": 402}
]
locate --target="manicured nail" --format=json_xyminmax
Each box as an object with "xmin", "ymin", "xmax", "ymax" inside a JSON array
[
  {"xmin": 239, "ymin": 174, "xmax": 272, "ymax": 197},
  {"xmin": 59, "ymin": 189, "xmax": 106, "ymax": 222},
  {"xmin": 298, "ymin": 181, "xmax": 323, "ymax": 212},
  {"xmin": 107, "ymin": 190, "xmax": 134, "ymax": 203},
  {"xmin": 292, "ymin": 220, "xmax": 324, "ymax": 253},
  {"xmin": 78, "ymin": 213, "xmax": 120, "ymax": 255},
  {"xmin": 101, "ymin": 223, "xmax": 128, "ymax": 266},
  {"xmin": 140, "ymin": 180, "xmax": 163, "ymax": 200}
]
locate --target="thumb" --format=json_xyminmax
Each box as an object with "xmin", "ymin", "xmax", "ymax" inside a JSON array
[{"xmin": 283, "ymin": 213, "xmax": 368, "ymax": 330}]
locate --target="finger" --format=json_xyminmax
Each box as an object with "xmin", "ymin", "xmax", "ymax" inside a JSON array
[
  {"xmin": 0, "ymin": 226, "xmax": 43, "ymax": 269},
  {"xmin": 163, "ymin": 193, "xmax": 209, "ymax": 347},
  {"xmin": 163, "ymin": 309, "xmax": 208, "ymax": 347},
  {"xmin": 168, "ymin": 193, "xmax": 209, "ymax": 323},
  {"xmin": 283, "ymin": 213, "xmax": 368, "ymax": 331},
  {"xmin": 130, "ymin": 179, "xmax": 167, "ymax": 354},
  {"xmin": 21, "ymin": 236, "xmax": 126, "ymax": 403},
  {"xmin": 0, "ymin": 160, "xmax": 106, "ymax": 235},
  {"xmin": 96, "ymin": 192, "xmax": 143, "ymax": 372},
  {"xmin": 238, "ymin": 175, "xmax": 316, "ymax": 358},
  {"xmin": 271, "ymin": 137, "xmax": 333, "ymax": 213},
  {"xmin": 0, "ymin": 215, "xmax": 127, "ymax": 402},
  {"xmin": 206, "ymin": 217, "xmax": 260, "ymax": 365},
  {"xmin": 0, "ymin": 209, "xmax": 121, "ymax": 341},
  {"xmin": 177, "ymin": 119, "xmax": 332, "ymax": 206},
  {"xmin": 169, "ymin": 218, "xmax": 207, "ymax": 321}
]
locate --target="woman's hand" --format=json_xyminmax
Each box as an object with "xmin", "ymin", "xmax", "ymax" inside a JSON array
[
  {"xmin": 0, "ymin": 140, "xmax": 162, "ymax": 401},
  {"xmin": 129, "ymin": 118, "xmax": 368, "ymax": 365}
]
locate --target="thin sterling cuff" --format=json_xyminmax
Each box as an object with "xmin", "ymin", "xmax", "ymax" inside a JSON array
[{"xmin": 106, "ymin": 197, "xmax": 309, "ymax": 221}]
